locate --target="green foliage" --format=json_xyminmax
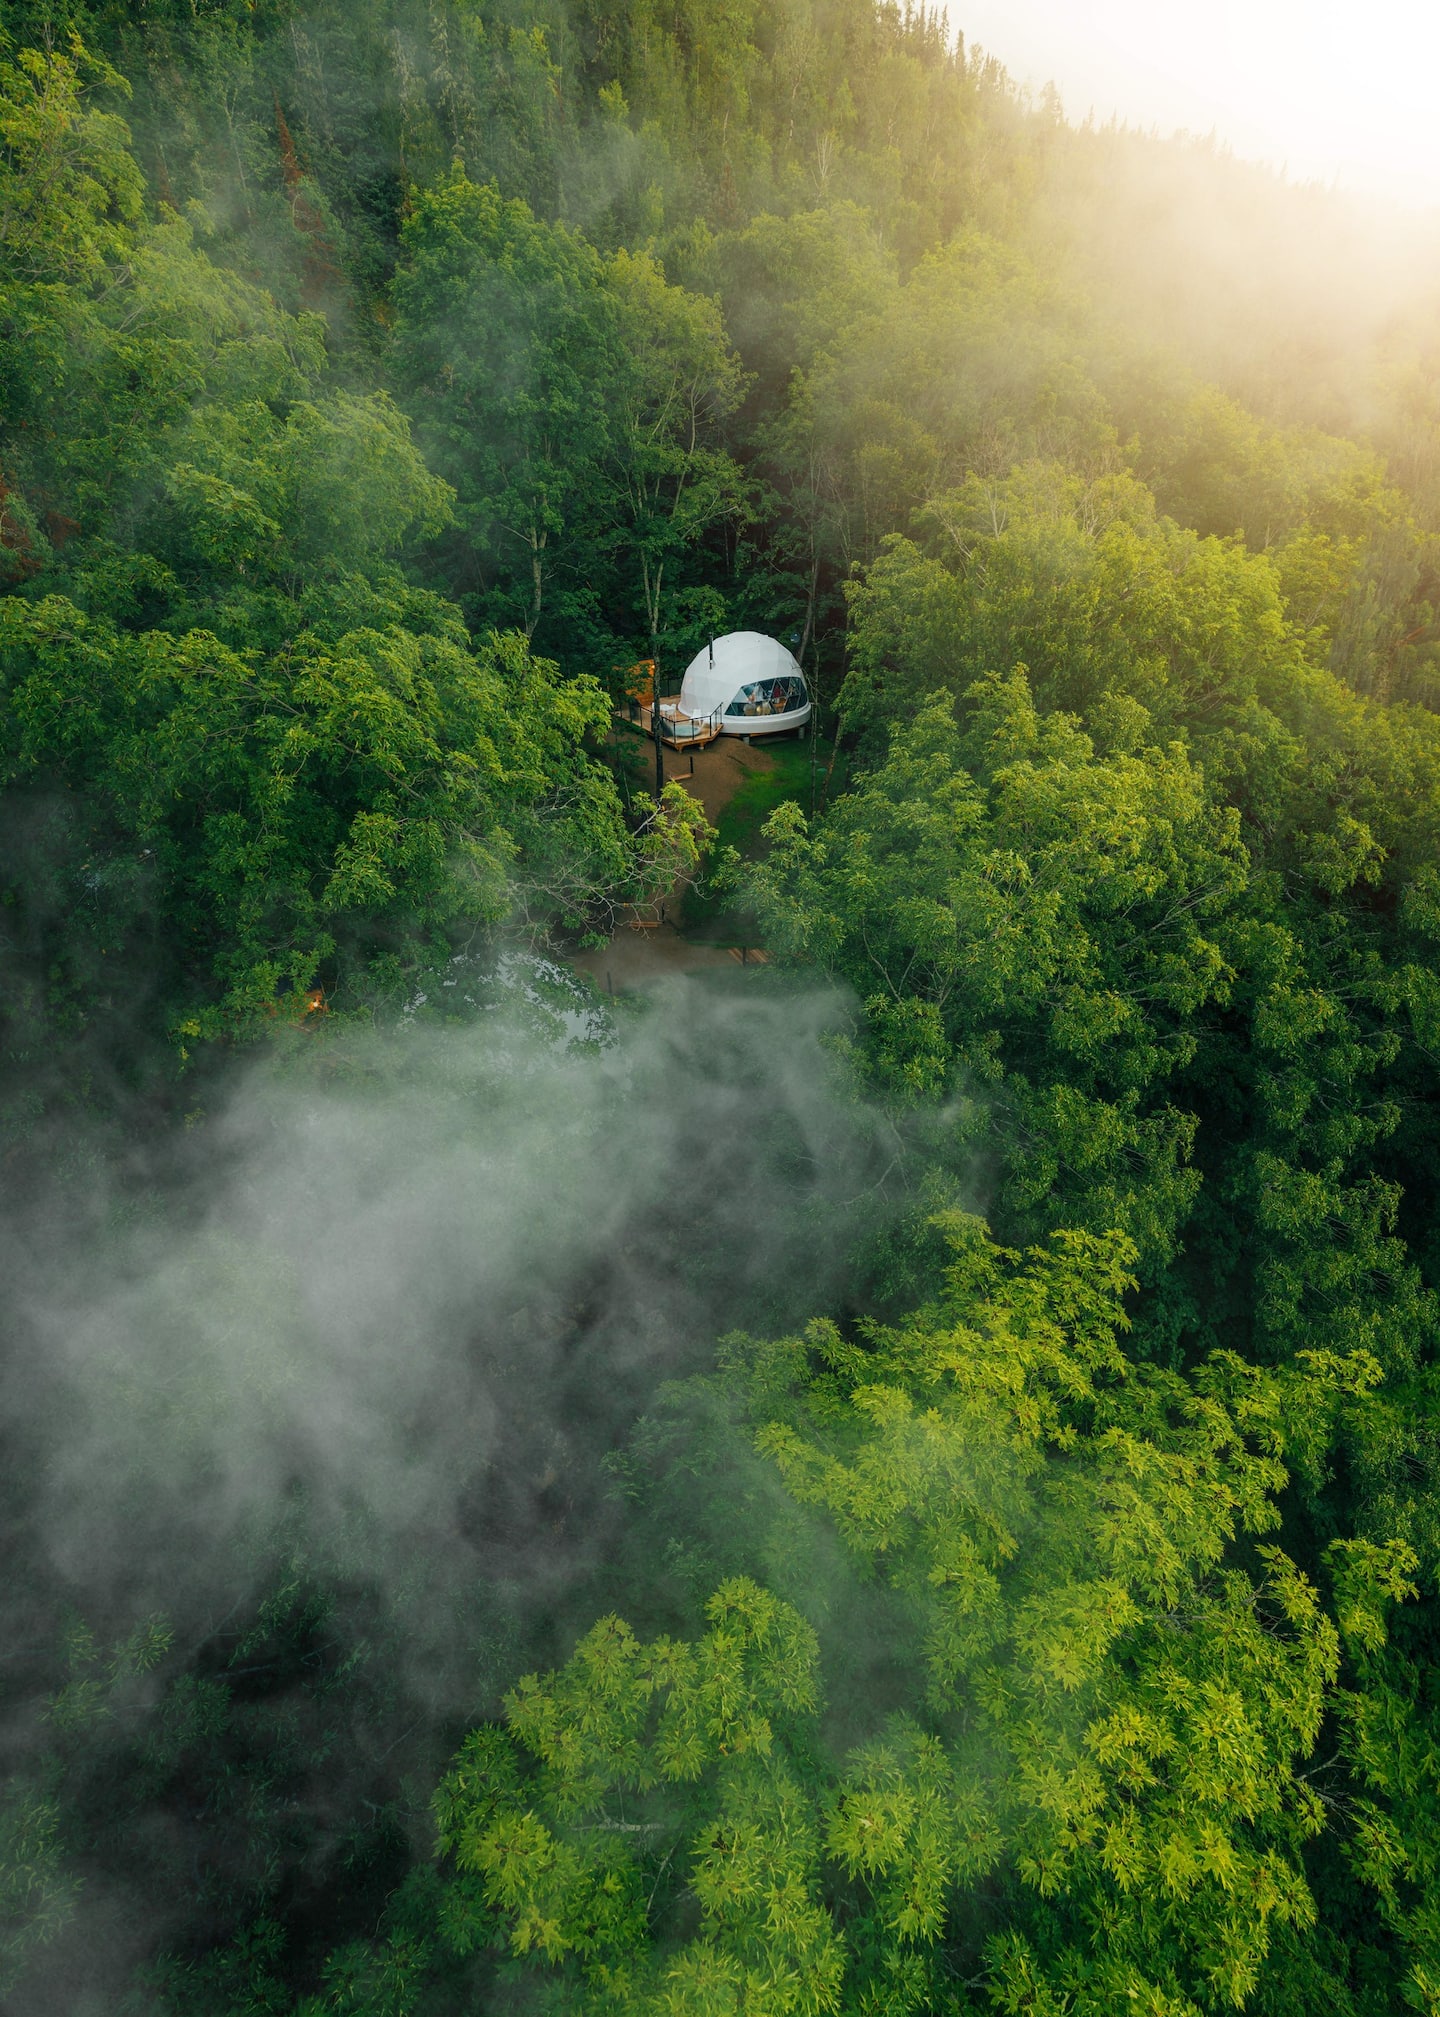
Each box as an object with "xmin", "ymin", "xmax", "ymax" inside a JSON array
[
  {"xmin": 433, "ymin": 1579, "xmax": 837, "ymax": 2011},
  {"xmin": 0, "ymin": 35, "xmax": 142, "ymax": 286},
  {"xmin": 0, "ymin": 61, "xmax": 677, "ymax": 1086},
  {"xmin": 0, "ymin": 595, "xmax": 628, "ymax": 1039},
  {"xmin": 159, "ymin": 388, "xmax": 453, "ymax": 584},
  {"xmin": 682, "ymin": 736, "xmax": 817, "ymax": 933},
  {"xmin": 393, "ymin": 171, "xmax": 625, "ymax": 645},
  {"xmin": 394, "ymin": 169, "xmax": 747, "ymax": 668},
  {"xmin": 0, "ymin": 1792, "xmax": 77, "ymax": 1996},
  {"xmin": 751, "ymin": 485, "xmax": 1440, "ymax": 1431},
  {"xmin": 6, "ymin": 5, "xmax": 1440, "ymax": 2013},
  {"xmin": 749, "ymin": 680, "xmax": 1244, "ymax": 1266},
  {"xmin": 434, "ymin": 1222, "xmax": 1393, "ymax": 2014}
]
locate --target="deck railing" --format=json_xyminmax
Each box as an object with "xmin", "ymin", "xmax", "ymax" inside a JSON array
[
  {"xmin": 619, "ymin": 699, "xmax": 725, "ymax": 746},
  {"xmin": 656, "ymin": 704, "xmax": 724, "ymax": 745}
]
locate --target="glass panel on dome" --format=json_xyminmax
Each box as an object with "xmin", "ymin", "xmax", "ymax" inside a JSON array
[{"xmin": 726, "ymin": 676, "xmax": 808, "ymax": 716}]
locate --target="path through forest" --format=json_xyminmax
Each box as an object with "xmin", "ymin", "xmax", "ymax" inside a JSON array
[{"xmin": 569, "ymin": 732, "xmax": 781, "ymax": 988}]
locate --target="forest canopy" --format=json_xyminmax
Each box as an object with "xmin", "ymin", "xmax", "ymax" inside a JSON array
[{"xmin": 3, "ymin": 5, "xmax": 1440, "ymax": 2014}]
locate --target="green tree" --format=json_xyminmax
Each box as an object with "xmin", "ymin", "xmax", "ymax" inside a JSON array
[
  {"xmin": 748, "ymin": 683, "xmax": 1247, "ymax": 1271},
  {"xmin": 601, "ymin": 244, "xmax": 747, "ymax": 670},
  {"xmin": 393, "ymin": 171, "xmax": 625, "ymax": 647},
  {"xmin": 0, "ymin": 594, "xmax": 630, "ymax": 1045},
  {"xmin": 430, "ymin": 1218, "xmax": 1384, "ymax": 2015},
  {"xmin": 0, "ymin": 34, "xmax": 141, "ymax": 287}
]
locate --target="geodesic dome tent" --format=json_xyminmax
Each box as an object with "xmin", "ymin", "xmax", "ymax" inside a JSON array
[{"xmin": 674, "ymin": 633, "xmax": 810, "ymax": 737}]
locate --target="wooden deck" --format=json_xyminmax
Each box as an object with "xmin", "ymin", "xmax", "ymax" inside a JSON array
[{"xmin": 619, "ymin": 701, "xmax": 726, "ymax": 749}]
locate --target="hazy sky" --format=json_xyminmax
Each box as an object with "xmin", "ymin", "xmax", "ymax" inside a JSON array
[{"xmin": 950, "ymin": 0, "xmax": 1440, "ymax": 209}]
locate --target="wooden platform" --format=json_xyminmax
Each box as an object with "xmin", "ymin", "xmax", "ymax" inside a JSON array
[{"xmin": 620, "ymin": 702, "xmax": 725, "ymax": 749}]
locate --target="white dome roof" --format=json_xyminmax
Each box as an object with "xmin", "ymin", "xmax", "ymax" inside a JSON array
[{"xmin": 679, "ymin": 633, "xmax": 804, "ymax": 718}]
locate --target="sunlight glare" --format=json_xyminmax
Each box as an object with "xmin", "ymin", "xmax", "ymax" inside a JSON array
[{"xmin": 951, "ymin": 0, "xmax": 1440, "ymax": 208}]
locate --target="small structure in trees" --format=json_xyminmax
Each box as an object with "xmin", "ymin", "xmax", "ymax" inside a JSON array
[
  {"xmin": 620, "ymin": 634, "xmax": 811, "ymax": 749},
  {"xmin": 657, "ymin": 633, "xmax": 811, "ymax": 742}
]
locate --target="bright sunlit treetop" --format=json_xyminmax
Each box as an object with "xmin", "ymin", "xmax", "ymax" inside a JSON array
[{"xmin": 952, "ymin": 0, "xmax": 1440, "ymax": 209}]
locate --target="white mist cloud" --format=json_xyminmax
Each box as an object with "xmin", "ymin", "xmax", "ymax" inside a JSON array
[
  {"xmin": 0, "ymin": 969, "xmax": 985, "ymax": 2009},
  {"xmin": 3, "ymin": 974, "xmax": 904, "ymax": 1693}
]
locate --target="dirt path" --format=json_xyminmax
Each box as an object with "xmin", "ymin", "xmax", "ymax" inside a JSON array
[
  {"xmin": 654, "ymin": 733, "xmax": 776, "ymax": 824},
  {"xmin": 569, "ymin": 924, "xmax": 745, "ymax": 988},
  {"xmin": 567, "ymin": 731, "xmax": 778, "ymax": 989}
]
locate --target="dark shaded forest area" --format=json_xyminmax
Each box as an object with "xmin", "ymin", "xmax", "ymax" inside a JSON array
[{"xmin": 4, "ymin": 3, "xmax": 1440, "ymax": 2011}]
